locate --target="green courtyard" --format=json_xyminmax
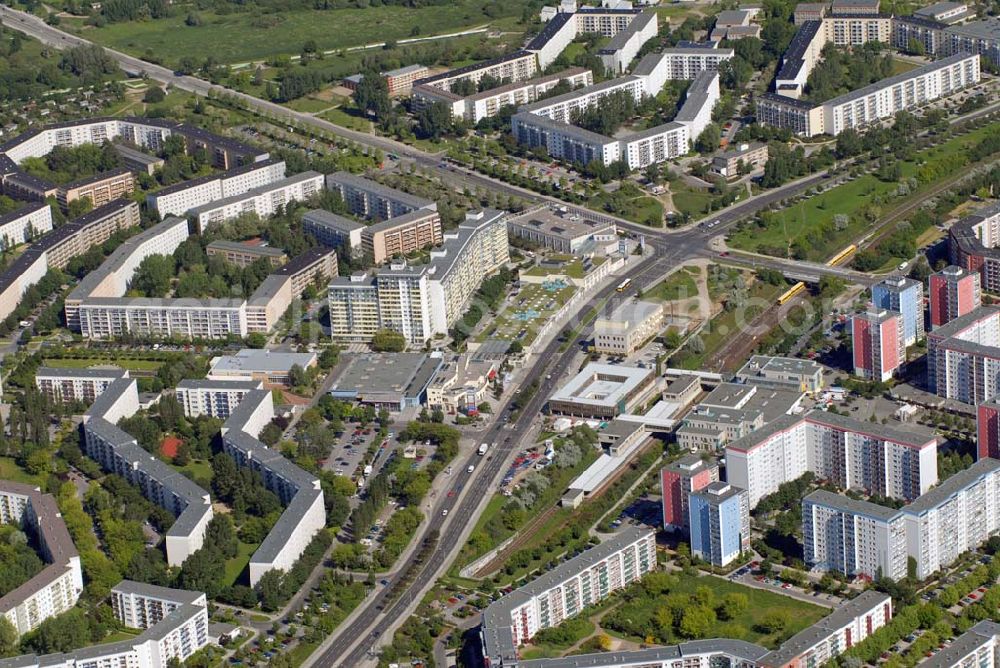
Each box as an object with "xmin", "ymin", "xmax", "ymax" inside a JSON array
[{"xmin": 477, "ymin": 280, "xmax": 577, "ymax": 347}]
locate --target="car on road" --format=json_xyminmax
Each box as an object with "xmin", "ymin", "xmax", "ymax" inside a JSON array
[
  {"xmin": 467, "ymin": 464, "xmax": 475, "ymax": 473},
  {"xmin": 447, "ymin": 490, "xmax": 455, "ymax": 497},
  {"xmin": 442, "ymin": 509, "xmax": 448, "ymax": 516}
]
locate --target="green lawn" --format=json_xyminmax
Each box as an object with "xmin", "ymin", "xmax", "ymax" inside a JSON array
[
  {"xmin": 103, "ymin": 629, "xmax": 141, "ymax": 643},
  {"xmin": 589, "ymin": 192, "xmax": 664, "ymax": 227},
  {"xmin": 319, "ymin": 107, "xmax": 373, "ymax": 133},
  {"xmin": 0, "ymin": 457, "xmax": 44, "ymax": 486},
  {"xmin": 172, "ymin": 459, "xmax": 213, "ymax": 488},
  {"xmin": 284, "ymin": 96, "xmax": 337, "ymax": 114},
  {"xmin": 73, "ymin": 0, "xmax": 528, "ymax": 66},
  {"xmin": 890, "ymin": 57, "xmax": 919, "ymax": 75},
  {"xmin": 289, "ymin": 641, "xmax": 319, "ymax": 666},
  {"xmin": 647, "ymin": 267, "xmax": 699, "ymax": 302},
  {"xmin": 224, "ymin": 541, "xmax": 260, "ymax": 587},
  {"xmin": 729, "ymin": 122, "xmax": 1000, "ymax": 260},
  {"xmin": 671, "ymin": 182, "xmax": 714, "ymax": 218},
  {"xmin": 604, "ymin": 573, "xmax": 827, "ymax": 649}
]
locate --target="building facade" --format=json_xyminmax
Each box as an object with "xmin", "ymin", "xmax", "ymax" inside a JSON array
[
  {"xmin": 688, "ymin": 482, "xmax": 750, "ymax": 567},
  {"xmin": 852, "ymin": 308, "xmax": 905, "ymax": 381},
  {"xmin": 661, "ymin": 454, "xmax": 719, "ymax": 531},
  {"xmin": 35, "ymin": 367, "xmax": 129, "ymax": 404},
  {"xmin": 929, "ymin": 265, "xmax": 981, "ymax": 329},
  {"xmin": 871, "ymin": 275, "xmax": 925, "ymax": 346}
]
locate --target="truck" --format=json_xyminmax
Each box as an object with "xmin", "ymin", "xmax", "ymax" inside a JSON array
[{"xmin": 478, "ymin": 443, "xmax": 489, "ymax": 456}]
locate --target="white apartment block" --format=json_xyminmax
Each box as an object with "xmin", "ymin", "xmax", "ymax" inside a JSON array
[
  {"xmin": 480, "ymin": 527, "xmax": 656, "ymax": 665},
  {"xmin": 412, "ymin": 68, "xmax": 593, "ymax": 123},
  {"xmin": 726, "ymin": 410, "xmax": 938, "ymax": 508},
  {"xmin": 519, "ymin": 76, "xmax": 646, "ymax": 124},
  {"xmin": 803, "ymin": 490, "xmax": 909, "ymax": 580},
  {"xmin": 0, "ymin": 203, "xmax": 52, "ymax": 249},
  {"xmin": 146, "ymin": 158, "xmax": 286, "ymax": 218},
  {"xmin": 656, "ymin": 48, "xmax": 735, "ymax": 80},
  {"xmin": 921, "ymin": 621, "xmax": 1000, "ymax": 668},
  {"xmin": 411, "ymin": 51, "xmax": 539, "ymax": 94},
  {"xmin": 927, "ymin": 306, "xmax": 1000, "ymax": 405},
  {"xmin": 221, "ymin": 390, "xmax": 325, "ymax": 585},
  {"xmin": 82, "ymin": 379, "xmax": 213, "ymax": 566},
  {"xmin": 0, "ymin": 481, "xmax": 83, "ymax": 637},
  {"xmin": 76, "ymin": 298, "xmax": 248, "ymax": 340},
  {"xmin": 756, "ymin": 591, "xmax": 893, "ymax": 668},
  {"xmin": 599, "ymin": 10, "xmax": 659, "ymax": 74},
  {"xmin": 525, "ymin": 7, "xmax": 654, "ymax": 70},
  {"xmin": 189, "ymin": 171, "xmax": 323, "ymax": 232},
  {"xmin": 175, "ymin": 379, "xmax": 264, "ymax": 418},
  {"xmin": 326, "ymin": 171, "xmax": 436, "ymax": 220},
  {"xmin": 35, "ymin": 366, "xmax": 129, "ymax": 404},
  {"xmin": 759, "ymin": 51, "xmax": 980, "ymax": 136},
  {"xmin": 0, "ymin": 581, "xmax": 209, "ymax": 668},
  {"xmin": 328, "ymin": 209, "xmax": 509, "ymax": 345},
  {"xmin": 803, "ymin": 458, "xmax": 1000, "ymax": 580}
]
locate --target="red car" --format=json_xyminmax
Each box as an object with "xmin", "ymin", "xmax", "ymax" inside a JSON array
[{"xmin": 447, "ymin": 490, "xmax": 456, "ymax": 497}]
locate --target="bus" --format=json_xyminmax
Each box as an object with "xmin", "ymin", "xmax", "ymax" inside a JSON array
[
  {"xmin": 616, "ymin": 278, "xmax": 632, "ymax": 292},
  {"xmin": 777, "ymin": 282, "xmax": 806, "ymax": 305}
]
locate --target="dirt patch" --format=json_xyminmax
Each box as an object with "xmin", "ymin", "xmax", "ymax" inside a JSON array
[{"xmin": 160, "ymin": 435, "xmax": 183, "ymax": 459}]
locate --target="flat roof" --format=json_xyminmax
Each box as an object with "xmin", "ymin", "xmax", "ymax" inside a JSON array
[
  {"xmin": 302, "ymin": 209, "xmax": 365, "ymax": 234},
  {"xmin": 209, "ymin": 349, "xmax": 317, "ymax": 374},
  {"xmin": 828, "ymin": 52, "xmax": 976, "ymax": 107},
  {"xmin": 206, "ymin": 240, "xmax": 287, "ymax": 257},
  {"xmin": 549, "ymin": 363, "xmax": 654, "ymax": 408},
  {"xmin": 326, "ymin": 171, "xmax": 434, "ymax": 211},
  {"xmin": 921, "ymin": 621, "xmax": 1000, "ymax": 668},
  {"xmin": 803, "ymin": 489, "xmax": 902, "ymax": 521},
  {"xmin": 905, "ymin": 457, "xmax": 1000, "ymax": 514},
  {"xmin": 176, "ymin": 379, "xmax": 263, "ymax": 391},
  {"xmin": 508, "ymin": 207, "xmax": 615, "ymax": 240},
  {"xmin": 330, "ymin": 353, "xmax": 441, "ymax": 400},
  {"xmin": 675, "ymin": 71, "xmax": 719, "ymax": 124},
  {"xmin": 36, "ymin": 366, "xmax": 128, "ymax": 380},
  {"xmin": 596, "ymin": 299, "xmax": 661, "ymax": 330},
  {"xmin": 736, "ymin": 355, "xmax": 823, "ymax": 378},
  {"xmin": 927, "ymin": 305, "xmax": 1000, "ymax": 340}
]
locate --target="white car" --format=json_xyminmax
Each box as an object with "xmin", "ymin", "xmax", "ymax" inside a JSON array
[
  {"xmin": 467, "ymin": 465, "xmax": 475, "ymax": 474},
  {"xmin": 442, "ymin": 509, "xmax": 449, "ymax": 516}
]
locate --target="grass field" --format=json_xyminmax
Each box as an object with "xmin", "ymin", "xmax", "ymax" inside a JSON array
[
  {"xmin": 604, "ymin": 574, "xmax": 827, "ymax": 649},
  {"xmin": 172, "ymin": 458, "xmax": 213, "ymax": 488},
  {"xmin": 729, "ymin": 122, "xmax": 1000, "ymax": 260},
  {"xmin": 647, "ymin": 266, "xmax": 699, "ymax": 302},
  {"xmin": 0, "ymin": 457, "xmax": 44, "ymax": 486},
  {"xmin": 224, "ymin": 541, "xmax": 260, "ymax": 587},
  {"xmin": 670, "ymin": 181, "xmax": 714, "ymax": 218},
  {"xmin": 72, "ymin": 0, "xmax": 528, "ymax": 66},
  {"xmin": 890, "ymin": 57, "xmax": 919, "ymax": 75},
  {"xmin": 589, "ymin": 192, "xmax": 664, "ymax": 227}
]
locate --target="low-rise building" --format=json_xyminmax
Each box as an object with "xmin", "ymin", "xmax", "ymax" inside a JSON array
[
  {"xmin": 734, "ymin": 355, "xmax": 824, "ymax": 393},
  {"xmin": 915, "ymin": 1, "xmax": 973, "ymax": 24},
  {"xmin": 35, "ymin": 366, "xmax": 129, "ymax": 404},
  {"xmin": 329, "ymin": 353, "xmax": 444, "ymax": 411},
  {"xmin": 425, "ymin": 354, "xmax": 498, "ymax": 415},
  {"xmin": 506, "ymin": 207, "xmax": 617, "ymax": 254},
  {"xmin": 206, "ymin": 240, "xmax": 288, "ymax": 268},
  {"xmin": 711, "ymin": 142, "xmax": 768, "ymax": 177},
  {"xmin": 208, "ymin": 349, "xmax": 318, "ymax": 387},
  {"xmin": 548, "ymin": 363, "xmax": 658, "ymax": 419},
  {"xmin": 0, "ymin": 481, "xmax": 82, "ymax": 636},
  {"xmin": 593, "ymin": 300, "xmax": 663, "ymax": 355}
]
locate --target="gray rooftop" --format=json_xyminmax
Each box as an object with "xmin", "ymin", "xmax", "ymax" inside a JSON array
[
  {"xmin": 302, "ymin": 209, "xmax": 365, "ymax": 234},
  {"xmin": 210, "ymin": 349, "xmax": 317, "ymax": 375},
  {"xmin": 674, "ymin": 71, "xmax": 718, "ymax": 124},
  {"xmin": 326, "ymin": 171, "xmax": 435, "ymax": 212},
  {"xmin": 518, "ymin": 640, "xmax": 769, "ymax": 668},
  {"xmin": 176, "ymin": 378, "xmax": 263, "ymax": 391},
  {"xmin": 330, "ymin": 353, "xmax": 440, "ymax": 400},
  {"xmin": 920, "ymin": 621, "xmax": 1000, "ymax": 668},
  {"xmin": 519, "ymin": 75, "xmax": 643, "ymax": 114},
  {"xmin": 803, "ymin": 489, "xmax": 903, "ymax": 521},
  {"xmin": 206, "ymin": 240, "xmax": 287, "ymax": 257},
  {"xmin": 35, "ymin": 366, "xmax": 128, "ymax": 380},
  {"xmin": 928, "ymin": 305, "xmax": 1000, "ymax": 340},
  {"xmin": 904, "ymin": 457, "xmax": 1000, "ymax": 514}
]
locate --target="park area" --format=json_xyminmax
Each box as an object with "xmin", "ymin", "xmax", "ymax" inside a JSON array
[
  {"xmin": 476, "ymin": 279, "xmax": 576, "ymax": 347},
  {"xmin": 727, "ymin": 122, "xmax": 1000, "ymax": 262},
  {"xmin": 520, "ymin": 571, "xmax": 827, "ymax": 659}
]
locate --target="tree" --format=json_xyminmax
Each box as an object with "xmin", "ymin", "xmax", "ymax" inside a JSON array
[
  {"xmin": 372, "ymin": 329, "xmax": 406, "ymax": 352},
  {"xmin": 130, "ymin": 254, "xmax": 174, "ymax": 297},
  {"xmin": 260, "ymin": 423, "xmax": 283, "ymax": 447},
  {"xmin": 256, "ymin": 569, "xmax": 284, "ymax": 611},
  {"xmin": 416, "ymin": 101, "xmax": 455, "ymax": 140},
  {"xmin": 694, "ymin": 123, "xmax": 722, "ymax": 154},
  {"xmin": 143, "ymin": 86, "xmax": 166, "ymax": 103},
  {"xmin": 679, "ymin": 605, "xmax": 716, "ymax": 639},
  {"xmin": 288, "ymin": 363, "xmax": 308, "ymax": 388},
  {"xmin": 755, "ymin": 610, "xmax": 791, "ymax": 633},
  {"xmin": 354, "ymin": 70, "xmax": 391, "ymax": 121},
  {"xmin": 0, "ymin": 617, "xmax": 16, "ymax": 657},
  {"xmin": 719, "ymin": 592, "xmax": 749, "ymax": 620}
]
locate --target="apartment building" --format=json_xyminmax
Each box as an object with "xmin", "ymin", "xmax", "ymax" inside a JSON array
[
  {"xmin": 725, "ymin": 410, "xmax": 938, "ymax": 508},
  {"xmin": 326, "ymin": 171, "xmax": 437, "ymax": 220},
  {"xmin": 189, "ymin": 170, "xmax": 324, "ymax": 232},
  {"xmin": 598, "ymin": 10, "xmax": 658, "ymax": 74},
  {"xmin": 757, "ymin": 591, "xmax": 892, "ymax": 668},
  {"xmin": 689, "ymin": 482, "xmax": 751, "ymax": 567},
  {"xmin": 113, "ymin": 143, "xmax": 165, "ymax": 175},
  {"xmin": 871, "ymin": 275, "xmax": 925, "ymax": 345},
  {"xmin": 82, "ymin": 378, "xmax": 213, "ymax": 566},
  {"xmin": 0, "ymin": 580, "xmax": 209, "ymax": 668},
  {"xmin": 711, "ymin": 142, "xmax": 769, "ymax": 177},
  {"xmin": 0, "ymin": 481, "xmax": 82, "ymax": 636},
  {"xmin": 803, "ymin": 458, "xmax": 1000, "ymax": 580},
  {"xmin": 656, "ymin": 47, "xmax": 735, "ymax": 79},
  {"xmin": 930, "ymin": 265, "xmax": 981, "ymax": 328},
  {"xmin": 926, "ymin": 306, "xmax": 1000, "ymax": 404},
  {"xmin": 480, "ymin": 527, "xmax": 656, "ymax": 666},
  {"xmin": 206, "ymin": 240, "xmax": 288, "ymax": 268},
  {"xmin": 675, "ymin": 382, "xmax": 803, "ymax": 452},
  {"xmin": 893, "ymin": 15, "xmax": 948, "ymax": 55},
  {"xmin": 661, "ymin": 454, "xmax": 719, "ymax": 531},
  {"xmin": 328, "ymin": 209, "xmax": 509, "ymax": 345},
  {"xmin": 56, "ymin": 167, "xmax": 135, "ymax": 210},
  {"xmin": 412, "ymin": 51, "xmax": 539, "ymax": 94},
  {"xmin": 363, "ymin": 209, "xmax": 443, "ymax": 265},
  {"xmin": 921, "ymin": 621, "xmax": 1000, "ymax": 668},
  {"xmin": 412, "ymin": 68, "xmax": 593, "ymax": 123},
  {"xmin": 146, "ymin": 158, "xmax": 286, "ymax": 218},
  {"xmin": 302, "ymin": 209, "xmax": 365, "ymax": 253},
  {"xmin": 978, "ymin": 398, "xmax": 1000, "ymax": 460},
  {"xmin": 35, "ymin": 366, "xmax": 129, "ymax": 404},
  {"xmin": 245, "ymin": 246, "xmax": 338, "ymax": 333},
  {"xmin": 175, "ymin": 379, "xmax": 264, "ymax": 418},
  {"xmin": 852, "ymin": 308, "xmax": 905, "ymax": 381},
  {"xmin": 594, "ymin": 300, "xmax": 663, "ymax": 355},
  {"xmin": 950, "ymin": 201, "xmax": 1000, "ymax": 292},
  {"xmin": 0, "ymin": 203, "xmax": 52, "ymax": 249},
  {"xmin": 802, "ymin": 490, "xmax": 909, "ymax": 580},
  {"xmin": 759, "ymin": 52, "xmax": 980, "ymax": 136},
  {"xmin": 0, "ymin": 199, "xmax": 140, "ymax": 326},
  {"xmin": 221, "ymin": 390, "xmax": 325, "ymax": 585}
]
